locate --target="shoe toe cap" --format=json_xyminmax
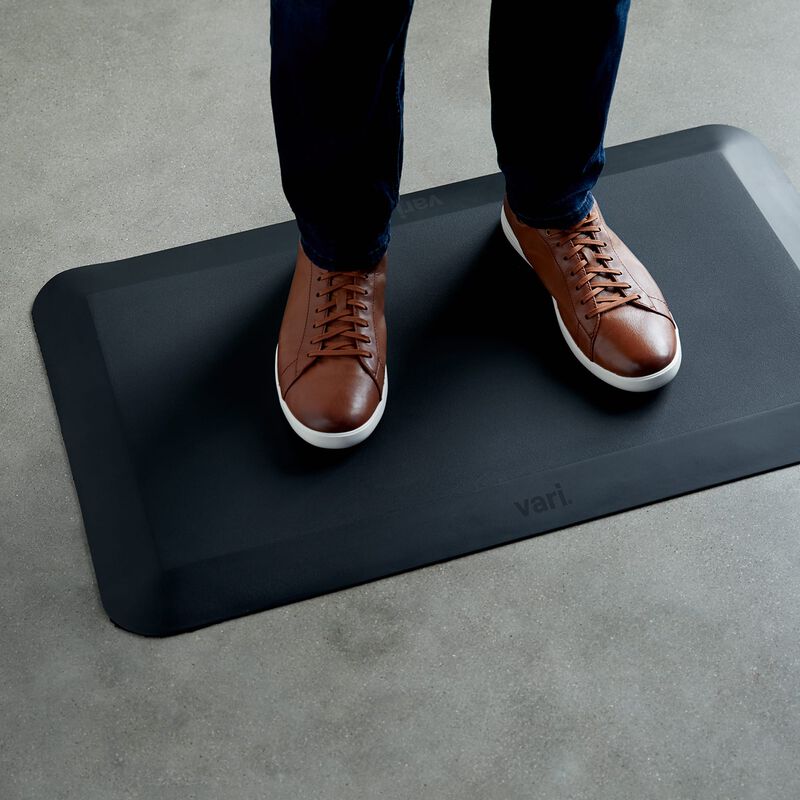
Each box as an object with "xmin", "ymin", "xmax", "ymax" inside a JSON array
[
  {"xmin": 283, "ymin": 358, "xmax": 382, "ymax": 434},
  {"xmin": 593, "ymin": 309, "xmax": 679, "ymax": 378}
]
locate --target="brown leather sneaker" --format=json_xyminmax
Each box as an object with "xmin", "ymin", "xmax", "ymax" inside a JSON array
[
  {"xmin": 500, "ymin": 193, "xmax": 681, "ymax": 392},
  {"xmin": 275, "ymin": 239, "xmax": 388, "ymax": 448}
]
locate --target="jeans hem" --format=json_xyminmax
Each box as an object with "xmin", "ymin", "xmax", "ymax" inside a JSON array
[
  {"xmin": 509, "ymin": 191, "xmax": 596, "ymax": 230},
  {"xmin": 300, "ymin": 232, "xmax": 390, "ymax": 272}
]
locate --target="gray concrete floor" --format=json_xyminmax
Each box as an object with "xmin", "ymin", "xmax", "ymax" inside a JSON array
[{"xmin": 2, "ymin": 1, "xmax": 799, "ymax": 797}]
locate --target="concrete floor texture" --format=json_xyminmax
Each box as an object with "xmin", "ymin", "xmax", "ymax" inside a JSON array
[{"xmin": 2, "ymin": 0, "xmax": 799, "ymax": 797}]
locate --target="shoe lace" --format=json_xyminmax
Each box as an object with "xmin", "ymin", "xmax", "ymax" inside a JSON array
[
  {"xmin": 307, "ymin": 270, "xmax": 373, "ymax": 358},
  {"xmin": 551, "ymin": 211, "xmax": 641, "ymax": 319}
]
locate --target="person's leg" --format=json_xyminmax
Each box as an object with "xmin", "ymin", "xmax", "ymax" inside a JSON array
[
  {"xmin": 269, "ymin": 0, "xmax": 414, "ymax": 271},
  {"xmin": 492, "ymin": 1, "xmax": 681, "ymax": 392},
  {"xmin": 488, "ymin": 0, "xmax": 632, "ymax": 228}
]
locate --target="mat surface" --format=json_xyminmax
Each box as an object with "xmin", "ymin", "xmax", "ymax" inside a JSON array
[{"xmin": 32, "ymin": 125, "xmax": 800, "ymax": 636}]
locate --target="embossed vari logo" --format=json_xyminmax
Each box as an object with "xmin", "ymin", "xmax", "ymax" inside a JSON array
[
  {"xmin": 395, "ymin": 193, "xmax": 444, "ymax": 218},
  {"xmin": 513, "ymin": 483, "xmax": 572, "ymax": 516}
]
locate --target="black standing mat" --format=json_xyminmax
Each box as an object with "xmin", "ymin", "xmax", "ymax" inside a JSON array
[{"xmin": 32, "ymin": 125, "xmax": 800, "ymax": 636}]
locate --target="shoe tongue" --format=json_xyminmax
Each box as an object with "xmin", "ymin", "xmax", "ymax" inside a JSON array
[
  {"xmin": 577, "ymin": 229, "xmax": 603, "ymax": 261},
  {"xmin": 319, "ymin": 273, "xmax": 357, "ymax": 352},
  {"xmin": 574, "ymin": 229, "xmax": 627, "ymax": 305}
]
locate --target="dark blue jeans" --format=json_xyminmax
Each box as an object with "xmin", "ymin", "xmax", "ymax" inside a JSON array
[{"xmin": 269, "ymin": 0, "xmax": 632, "ymax": 271}]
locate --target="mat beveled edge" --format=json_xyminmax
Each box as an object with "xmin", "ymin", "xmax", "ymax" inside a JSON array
[
  {"xmin": 31, "ymin": 269, "xmax": 165, "ymax": 634},
  {"xmin": 132, "ymin": 400, "xmax": 800, "ymax": 636},
  {"xmin": 399, "ymin": 124, "xmax": 800, "ymax": 267},
  {"xmin": 31, "ymin": 218, "xmax": 300, "ymax": 313},
  {"xmin": 392, "ymin": 125, "xmax": 766, "ymax": 223},
  {"xmin": 33, "ymin": 125, "xmax": 779, "ymax": 315}
]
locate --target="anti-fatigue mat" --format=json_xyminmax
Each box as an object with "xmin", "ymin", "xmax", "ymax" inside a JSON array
[{"xmin": 32, "ymin": 126, "xmax": 800, "ymax": 635}]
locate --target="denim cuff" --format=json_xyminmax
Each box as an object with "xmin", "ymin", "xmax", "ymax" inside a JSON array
[
  {"xmin": 299, "ymin": 231, "xmax": 390, "ymax": 272},
  {"xmin": 508, "ymin": 190, "xmax": 596, "ymax": 230}
]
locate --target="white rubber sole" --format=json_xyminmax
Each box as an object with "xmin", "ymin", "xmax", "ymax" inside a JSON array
[
  {"xmin": 274, "ymin": 344, "xmax": 388, "ymax": 449},
  {"xmin": 499, "ymin": 203, "xmax": 682, "ymax": 393}
]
